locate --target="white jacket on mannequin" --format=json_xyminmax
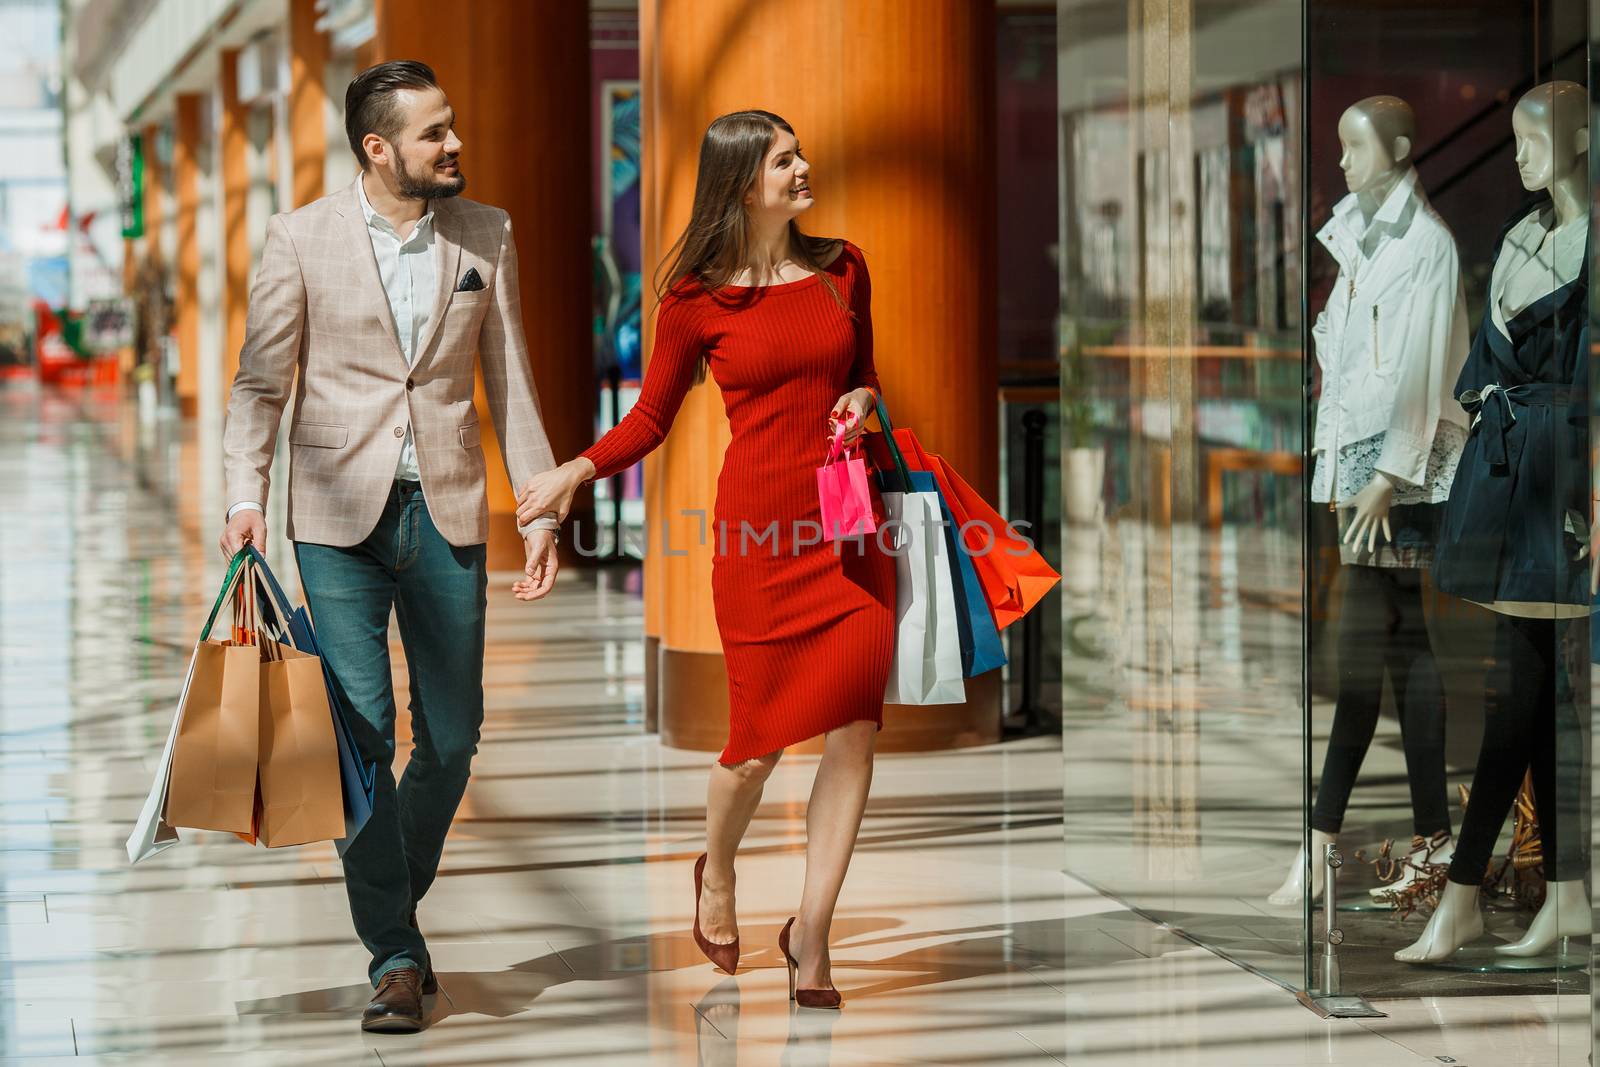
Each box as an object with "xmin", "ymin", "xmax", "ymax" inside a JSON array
[{"xmin": 1311, "ymin": 167, "xmax": 1470, "ymax": 504}]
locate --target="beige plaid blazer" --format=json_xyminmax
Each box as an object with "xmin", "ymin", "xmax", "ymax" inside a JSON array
[{"xmin": 223, "ymin": 178, "xmax": 557, "ymax": 547}]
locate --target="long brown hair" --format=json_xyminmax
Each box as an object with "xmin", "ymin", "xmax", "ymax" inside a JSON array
[{"xmin": 654, "ymin": 110, "xmax": 848, "ymax": 382}]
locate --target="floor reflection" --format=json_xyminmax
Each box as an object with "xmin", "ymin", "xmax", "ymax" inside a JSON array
[{"xmin": 0, "ymin": 382, "xmax": 1581, "ymax": 1063}]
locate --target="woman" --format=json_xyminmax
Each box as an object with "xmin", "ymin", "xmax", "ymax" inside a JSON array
[{"xmin": 514, "ymin": 110, "xmax": 893, "ymax": 1009}]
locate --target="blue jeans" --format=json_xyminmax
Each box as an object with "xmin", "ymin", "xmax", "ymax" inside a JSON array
[{"xmin": 295, "ymin": 481, "xmax": 487, "ymax": 985}]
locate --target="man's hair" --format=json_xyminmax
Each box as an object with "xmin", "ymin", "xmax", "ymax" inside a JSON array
[{"xmin": 344, "ymin": 60, "xmax": 440, "ymax": 169}]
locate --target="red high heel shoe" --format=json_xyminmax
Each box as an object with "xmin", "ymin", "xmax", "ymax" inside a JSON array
[
  {"xmin": 779, "ymin": 916, "xmax": 842, "ymax": 1009},
  {"xmin": 693, "ymin": 854, "xmax": 740, "ymax": 974}
]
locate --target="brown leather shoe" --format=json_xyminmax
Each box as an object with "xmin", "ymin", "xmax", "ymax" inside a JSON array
[
  {"xmin": 408, "ymin": 910, "xmax": 438, "ymax": 995},
  {"xmin": 362, "ymin": 967, "xmax": 425, "ymax": 1033}
]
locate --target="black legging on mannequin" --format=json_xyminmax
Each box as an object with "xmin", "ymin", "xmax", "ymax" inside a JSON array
[
  {"xmin": 1311, "ymin": 566, "xmax": 1450, "ymax": 837},
  {"xmin": 1447, "ymin": 614, "xmax": 1589, "ymax": 886}
]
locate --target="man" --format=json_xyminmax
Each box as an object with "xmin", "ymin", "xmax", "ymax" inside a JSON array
[{"xmin": 219, "ymin": 60, "xmax": 561, "ymax": 1033}]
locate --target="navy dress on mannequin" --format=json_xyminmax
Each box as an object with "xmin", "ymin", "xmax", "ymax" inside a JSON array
[
  {"xmin": 1432, "ymin": 202, "xmax": 1590, "ymax": 896},
  {"xmin": 1433, "ymin": 208, "xmax": 1588, "ymax": 610}
]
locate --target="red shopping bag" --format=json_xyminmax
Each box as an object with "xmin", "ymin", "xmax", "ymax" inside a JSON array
[{"xmin": 865, "ymin": 428, "xmax": 1060, "ymax": 631}]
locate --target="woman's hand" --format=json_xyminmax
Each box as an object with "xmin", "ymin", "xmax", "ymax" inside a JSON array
[
  {"xmin": 517, "ymin": 458, "xmax": 594, "ymax": 527},
  {"xmin": 828, "ymin": 388, "xmax": 875, "ymax": 448},
  {"xmin": 1344, "ymin": 473, "xmax": 1396, "ymax": 556}
]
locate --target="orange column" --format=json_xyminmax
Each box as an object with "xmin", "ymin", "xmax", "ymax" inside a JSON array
[
  {"xmin": 173, "ymin": 95, "xmax": 201, "ymax": 416},
  {"xmin": 121, "ymin": 239, "xmax": 137, "ymax": 296},
  {"xmin": 646, "ymin": 0, "xmax": 1001, "ymax": 752},
  {"xmin": 288, "ymin": 0, "xmax": 328, "ymax": 208},
  {"xmin": 639, "ymin": 0, "xmax": 663, "ymax": 730},
  {"xmin": 120, "ymin": 237, "xmax": 138, "ymax": 375},
  {"xmin": 373, "ymin": 0, "xmax": 595, "ymax": 565},
  {"xmin": 219, "ymin": 50, "xmax": 251, "ymax": 397}
]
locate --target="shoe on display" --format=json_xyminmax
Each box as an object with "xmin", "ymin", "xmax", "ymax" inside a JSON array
[
  {"xmin": 1496, "ymin": 880, "xmax": 1592, "ymax": 957},
  {"xmin": 1267, "ymin": 830, "xmax": 1335, "ymax": 906},
  {"xmin": 1395, "ymin": 881, "xmax": 1484, "ymax": 963}
]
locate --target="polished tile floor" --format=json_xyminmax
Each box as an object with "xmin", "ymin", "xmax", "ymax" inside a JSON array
[{"xmin": 0, "ymin": 382, "xmax": 1588, "ymax": 1065}]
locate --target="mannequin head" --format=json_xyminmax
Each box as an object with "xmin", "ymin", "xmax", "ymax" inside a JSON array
[
  {"xmin": 1338, "ymin": 96, "xmax": 1416, "ymax": 194},
  {"xmin": 1513, "ymin": 81, "xmax": 1588, "ymax": 192}
]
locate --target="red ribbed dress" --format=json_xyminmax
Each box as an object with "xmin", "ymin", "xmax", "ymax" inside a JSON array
[{"xmin": 580, "ymin": 242, "xmax": 895, "ymax": 764}]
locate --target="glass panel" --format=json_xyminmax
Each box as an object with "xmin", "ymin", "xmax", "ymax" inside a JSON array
[
  {"xmin": 1057, "ymin": 0, "xmax": 1309, "ymax": 993},
  {"xmin": 1063, "ymin": 0, "xmax": 1600, "ymax": 1044},
  {"xmin": 1304, "ymin": 2, "xmax": 1591, "ymax": 1044}
]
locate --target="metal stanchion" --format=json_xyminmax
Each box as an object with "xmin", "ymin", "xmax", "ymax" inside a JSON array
[
  {"xmin": 583, "ymin": 363, "xmax": 637, "ymax": 565},
  {"xmin": 1321, "ymin": 844, "xmax": 1344, "ymax": 995},
  {"xmin": 596, "ymin": 363, "xmax": 636, "ymax": 562},
  {"xmin": 1004, "ymin": 408, "xmax": 1048, "ymax": 735},
  {"xmin": 590, "ymin": 236, "xmax": 638, "ymax": 566},
  {"xmin": 1297, "ymin": 842, "xmax": 1384, "ymax": 1019}
]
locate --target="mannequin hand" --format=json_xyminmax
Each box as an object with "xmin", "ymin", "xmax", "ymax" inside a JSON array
[{"xmin": 1344, "ymin": 473, "xmax": 1396, "ymax": 556}]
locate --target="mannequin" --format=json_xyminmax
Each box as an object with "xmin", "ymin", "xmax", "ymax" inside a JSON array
[
  {"xmin": 1398, "ymin": 81, "xmax": 1591, "ymax": 964},
  {"xmin": 1271, "ymin": 96, "xmax": 1468, "ymax": 908}
]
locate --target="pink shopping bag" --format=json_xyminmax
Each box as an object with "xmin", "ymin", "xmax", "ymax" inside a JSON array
[{"xmin": 817, "ymin": 417, "xmax": 877, "ymax": 541}]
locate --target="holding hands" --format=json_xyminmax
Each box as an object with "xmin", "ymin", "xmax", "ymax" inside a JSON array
[{"xmin": 513, "ymin": 459, "xmax": 594, "ymax": 603}]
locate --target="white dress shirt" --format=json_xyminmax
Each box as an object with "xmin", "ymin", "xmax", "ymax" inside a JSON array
[{"xmin": 359, "ymin": 172, "xmax": 435, "ymax": 482}]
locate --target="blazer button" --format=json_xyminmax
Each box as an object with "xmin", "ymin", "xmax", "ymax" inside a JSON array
[
  {"xmin": 406, "ymin": 377, "xmax": 415, "ymax": 391},
  {"xmin": 394, "ymin": 426, "xmax": 405, "ymax": 438}
]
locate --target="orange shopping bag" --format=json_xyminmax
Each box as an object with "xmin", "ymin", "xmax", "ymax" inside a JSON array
[{"xmin": 865, "ymin": 427, "xmax": 1060, "ymax": 631}]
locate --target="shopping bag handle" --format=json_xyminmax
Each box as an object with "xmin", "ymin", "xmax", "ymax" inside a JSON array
[
  {"xmin": 824, "ymin": 418, "xmax": 860, "ymax": 465},
  {"xmin": 872, "ymin": 394, "xmax": 916, "ymax": 494},
  {"xmin": 236, "ymin": 543, "xmax": 319, "ymax": 653},
  {"xmin": 198, "ymin": 550, "xmax": 252, "ymax": 642},
  {"xmin": 241, "ymin": 545, "xmax": 298, "ymax": 629}
]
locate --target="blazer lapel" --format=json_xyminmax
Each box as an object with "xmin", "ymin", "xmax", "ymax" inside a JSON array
[
  {"xmin": 337, "ymin": 179, "xmax": 406, "ymax": 363},
  {"xmin": 415, "ymin": 197, "xmax": 462, "ymax": 367}
]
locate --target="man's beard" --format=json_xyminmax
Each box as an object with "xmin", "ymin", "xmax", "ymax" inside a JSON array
[{"xmin": 394, "ymin": 153, "xmax": 466, "ymax": 200}]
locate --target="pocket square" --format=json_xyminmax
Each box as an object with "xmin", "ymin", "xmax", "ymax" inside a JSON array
[{"xmin": 456, "ymin": 268, "xmax": 485, "ymax": 293}]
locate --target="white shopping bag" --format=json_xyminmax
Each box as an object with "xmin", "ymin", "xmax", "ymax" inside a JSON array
[
  {"xmin": 881, "ymin": 469, "xmax": 967, "ymax": 706},
  {"xmin": 125, "ymin": 645, "xmax": 196, "ymax": 864}
]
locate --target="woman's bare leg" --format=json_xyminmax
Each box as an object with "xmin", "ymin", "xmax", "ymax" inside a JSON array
[
  {"xmin": 790, "ymin": 720, "xmax": 877, "ymax": 988},
  {"xmin": 699, "ymin": 750, "xmax": 782, "ymax": 944}
]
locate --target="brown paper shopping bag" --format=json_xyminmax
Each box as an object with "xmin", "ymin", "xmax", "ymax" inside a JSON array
[
  {"xmin": 166, "ymin": 559, "xmax": 264, "ymax": 834},
  {"xmin": 163, "ymin": 636, "xmax": 261, "ymax": 833},
  {"xmin": 255, "ymin": 640, "xmax": 346, "ymax": 847}
]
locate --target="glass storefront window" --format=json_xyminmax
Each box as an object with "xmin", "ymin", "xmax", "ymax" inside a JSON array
[
  {"xmin": 1060, "ymin": 1, "xmax": 1594, "ymax": 1048},
  {"xmin": 1058, "ymin": 0, "xmax": 1308, "ymax": 994}
]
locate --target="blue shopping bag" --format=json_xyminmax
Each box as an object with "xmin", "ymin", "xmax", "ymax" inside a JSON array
[
  {"xmin": 934, "ymin": 488, "xmax": 1008, "ymax": 678},
  {"xmin": 244, "ymin": 545, "xmax": 375, "ymax": 855},
  {"xmin": 871, "ymin": 397, "xmax": 1006, "ymax": 679}
]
